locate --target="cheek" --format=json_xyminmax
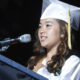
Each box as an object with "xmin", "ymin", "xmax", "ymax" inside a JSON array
[
  {"xmin": 48, "ymin": 28, "xmax": 60, "ymax": 41},
  {"xmin": 48, "ymin": 28, "xmax": 57, "ymax": 36}
]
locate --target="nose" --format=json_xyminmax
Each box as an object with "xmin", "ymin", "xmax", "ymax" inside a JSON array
[
  {"xmin": 40, "ymin": 30, "xmax": 45, "ymax": 35},
  {"xmin": 39, "ymin": 27, "xmax": 46, "ymax": 35}
]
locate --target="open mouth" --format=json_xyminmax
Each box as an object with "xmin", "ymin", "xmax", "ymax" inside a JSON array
[{"xmin": 40, "ymin": 36, "xmax": 47, "ymax": 42}]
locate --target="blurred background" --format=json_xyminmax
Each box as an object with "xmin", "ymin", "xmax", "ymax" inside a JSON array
[{"xmin": 0, "ymin": 0, "xmax": 80, "ymax": 66}]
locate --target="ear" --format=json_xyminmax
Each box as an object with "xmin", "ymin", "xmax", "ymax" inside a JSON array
[{"xmin": 61, "ymin": 34, "xmax": 64, "ymax": 38}]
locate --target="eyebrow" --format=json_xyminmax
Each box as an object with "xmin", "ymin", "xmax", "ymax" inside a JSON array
[
  {"xmin": 46, "ymin": 19, "xmax": 54, "ymax": 22},
  {"xmin": 45, "ymin": 21, "xmax": 51, "ymax": 23},
  {"xmin": 40, "ymin": 20, "xmax": 53, "ymax": 24}
]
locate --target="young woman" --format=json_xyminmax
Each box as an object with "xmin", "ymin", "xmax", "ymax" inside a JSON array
[{"xmin": 27, "ymin": 3, "xmax": 80, "ymax": 80}]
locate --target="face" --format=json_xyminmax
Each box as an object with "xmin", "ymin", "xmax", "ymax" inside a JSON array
[{"xmin": 38, "ymin": 18, "xmax": 61, "ymax": 50}]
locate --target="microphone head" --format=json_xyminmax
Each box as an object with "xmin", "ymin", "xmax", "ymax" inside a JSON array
[{"xmin": 18, "ymin": 34, "xmax": 31, "ymax": 43}]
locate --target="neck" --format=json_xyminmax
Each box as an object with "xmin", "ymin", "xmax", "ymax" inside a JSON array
[{"xmin": 46, "ymin": 42, "xmax": 60, "ymax": 62}]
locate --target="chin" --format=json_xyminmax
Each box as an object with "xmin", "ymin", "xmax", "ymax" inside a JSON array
[{"xmin": 41, "ymin": 44, "xmax": 47, "ymax": 48}]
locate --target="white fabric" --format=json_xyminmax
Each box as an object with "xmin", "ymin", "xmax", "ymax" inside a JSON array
[
  {"xmin": 36, "ymin": 55, "xmax": 80, "ymax": 80},
  {"xmin": 41, "ymin": 2, "xmax": 68, "ymax": 23}
]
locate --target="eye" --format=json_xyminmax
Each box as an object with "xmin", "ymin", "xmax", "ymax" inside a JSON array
[
  {"xmin": 46, "ymin": 23, "xmax": 52, "ymax": 27},
  {"xmin": 46, "ymin": 24, "xmax": 50, "ymax": 27},
  {"xmin": 38, "ymin": 23, "xmax": 42, "ymax": 28},
  {"xmin": 38, "ymin": 25, "xmax": 42, "ymax": 28}
]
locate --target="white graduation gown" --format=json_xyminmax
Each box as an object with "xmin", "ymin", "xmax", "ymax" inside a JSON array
[{"xmin": 36, "ymin": 55, "xmax": 80, "ymax": 80}]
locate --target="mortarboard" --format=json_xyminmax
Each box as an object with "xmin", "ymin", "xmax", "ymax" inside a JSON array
[{"xmin": 70, "ymin": 9, "xmax": 80, "ymax": 31}]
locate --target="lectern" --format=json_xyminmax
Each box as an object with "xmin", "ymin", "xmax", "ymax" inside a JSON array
[{"xmin": 0, "ymin": 54, "xmax": 48, "ymax": 80}]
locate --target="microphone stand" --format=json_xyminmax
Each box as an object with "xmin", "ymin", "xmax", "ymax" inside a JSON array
[
  {"xmin": 0, "ymin": 45, "xmax": 10, "ymax": 52},
  {"xmin": 0, "ymin": 38, "xmax": 11, "ymax": 52}
]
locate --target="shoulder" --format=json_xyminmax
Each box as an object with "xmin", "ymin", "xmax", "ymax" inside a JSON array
[
  {"xmin": 65, "ymin": 55, "xmax": 80, "ymax": 65},
  {"xmin": 62, "ymin": 55, "xmax": 80, "ymax": 70},
  {"xmin": 60, "ymin": 55, "xmax": 80, "ymax": 79},
  {"xmin": 66, "ymin": 55, "xmax": 80, "ymax": 62}
]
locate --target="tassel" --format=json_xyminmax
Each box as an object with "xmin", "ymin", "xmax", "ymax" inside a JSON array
[{"xmin": 68, "ymin": 9, "xmax": 72, "ymax": 50}]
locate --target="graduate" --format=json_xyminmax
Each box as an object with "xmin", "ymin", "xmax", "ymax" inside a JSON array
[{"xmin": 27, "ymin": 2, "xmax": 80, "ymax": 80}]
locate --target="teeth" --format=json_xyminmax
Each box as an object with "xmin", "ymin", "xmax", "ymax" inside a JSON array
[{"xmin": 41, "ymin": 36, "xmax": 47, "ymax": 39}]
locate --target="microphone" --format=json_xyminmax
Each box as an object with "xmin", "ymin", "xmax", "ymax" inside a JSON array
[{"xmin": 0, "ymin": 34, "xmax": 31, "ymax": 47}]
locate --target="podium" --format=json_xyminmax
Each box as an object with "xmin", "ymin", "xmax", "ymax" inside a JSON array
[{"xmin": 0, "ymin": 54, "xmax": 48, "ymax": 80}]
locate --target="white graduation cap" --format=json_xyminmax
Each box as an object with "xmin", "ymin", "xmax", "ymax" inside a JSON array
[{"xmin": 41, "ymin": 2, "xmax": 68, "ymax": 23}]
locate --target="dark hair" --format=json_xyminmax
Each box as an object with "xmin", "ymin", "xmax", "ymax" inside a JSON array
[{"xmin": 27, "ymin": 19, "xmax": 69, "ymax": 75}]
